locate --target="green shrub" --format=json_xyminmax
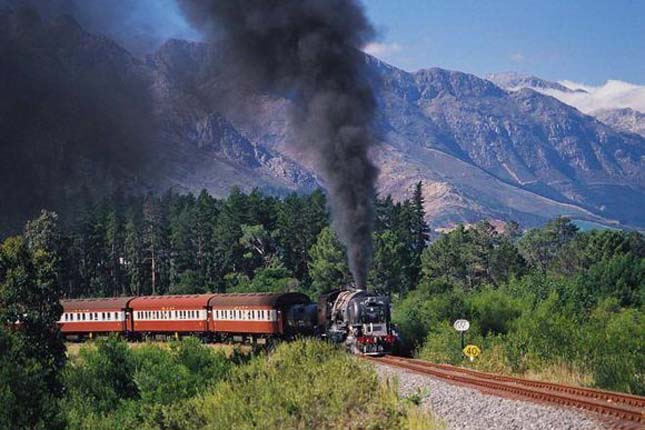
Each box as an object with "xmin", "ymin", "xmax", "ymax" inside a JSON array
[
  {"xmin": 392, "ymin": 287, "xmax": 466, "ymax": 352},
  {"xmin": 586, "ymin": 300, "xmax": 644, "ymax": 394},
  {"xmin": 467, "ymin": 287, "xmax": 523, "ymax": 336},
  {"xmin": 505, "ymin": 292, "xmax": 581, "ymax": 371},
  {"xmin": 63, "ymin": 337, "xmax": 235, "ymax": 429},
  {"xmin": 417, "ymin": 322, "xmax": 472, "ymax": 364},
  {"xmin": 194, "ymin": 339, "xmax": 441, "ymax": 430},
  {"xmin": 63, "ymin": 339, "xmax": 439, "ymax": 430},
  {"xmin": 576, "ymin": 254, "xmax": 644, "ymax": 309},
  {"xmin": 63, "ymin": 335, "xmax": 137, "ymax": 414}
]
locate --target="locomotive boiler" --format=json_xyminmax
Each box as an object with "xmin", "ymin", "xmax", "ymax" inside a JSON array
[{"xmin": 318, "ymin": 288, "xmax": 396, "ymax": 355}]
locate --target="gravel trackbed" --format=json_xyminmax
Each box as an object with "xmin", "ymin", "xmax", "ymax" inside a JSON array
[{"xmin": 374, "ymin": 363, "xmax": 608, "ymax": 430}]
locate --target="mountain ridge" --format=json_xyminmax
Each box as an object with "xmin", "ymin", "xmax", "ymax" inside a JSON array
[
  {"xmin": 1, "ymin": 9, "xmax": 643, "ymax": 234},
  {"xmin": 488, "ymin": 72, "xmax": 645, "ymax": 138}
]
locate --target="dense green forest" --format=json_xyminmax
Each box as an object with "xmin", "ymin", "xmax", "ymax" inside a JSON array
[
  {"xmin": 4, "ymin": 184, "xmax": 428, "ymax": 298},
  {"xmin": 394, "ymin": 217, "xmax": 644, "ymax": 394},
  {"xmin": 1, "ymin": 185, "xmax": 643, "ymax": 429}
]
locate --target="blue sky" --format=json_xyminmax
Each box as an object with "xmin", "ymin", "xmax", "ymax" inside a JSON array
[
  {"xmin": 362, "ymin": 0, "xmax": 645, "ymax": 85},
  {"xmin": 44, "ymin": 0, "xmax": 643, "ymax": 85}
]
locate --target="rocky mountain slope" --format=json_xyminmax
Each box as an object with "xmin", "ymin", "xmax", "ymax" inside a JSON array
[
  {"xmin": 2, "ymin": 9, "xmax": 644, "ymax": 233},
  {"xmin": 488, "ymin": 73, "xmax": 645, "ymax": 138},
  {"xmin": 486, "ymin": 72, "xmax": 587, "ymax": 94},
  {"xmin": 593, "ymin": 108, "xmax": 645, "ymax": 137}
]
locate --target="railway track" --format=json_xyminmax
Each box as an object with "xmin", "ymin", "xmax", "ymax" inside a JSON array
[{"xmin": 366, "ymin": 355, "xmax": 645, "ymax": 430}]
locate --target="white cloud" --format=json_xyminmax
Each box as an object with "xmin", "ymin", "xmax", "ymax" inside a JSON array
[
  {"xmin": 543, "ymin": 80, "xmax": 645, "ymax": 114},
  {"xmin": 363, "ymin": 42, "xmax": 403, "ymax": 58},
  {"xmin": 510, "ymin": 52, "xmax": 525, "ymax": 63}
]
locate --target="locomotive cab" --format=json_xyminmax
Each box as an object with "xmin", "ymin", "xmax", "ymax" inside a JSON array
[{"xmin": 321, "ymin": 288, "xmax": 396, "ymax": 355}]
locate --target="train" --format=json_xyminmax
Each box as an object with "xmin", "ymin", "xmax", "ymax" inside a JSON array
[{"xmin": 58, "ymin": 288, "xmax": 396, "ymax": 355}]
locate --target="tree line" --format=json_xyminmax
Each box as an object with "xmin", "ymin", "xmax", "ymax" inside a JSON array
[
  {"xmin": 4, "ymin": 184, "xmax": 428, "ymax": 300},
  {"xmin": 1, "ymin": 184, "xmax": 643, "ymax": 430},
  {"xmin": 0, "ymin": 184, "xmax": 429, "ymax": 429},
  {"xmin": 395, "ymin": 217, "xmax": 644, "ymax": 394}
]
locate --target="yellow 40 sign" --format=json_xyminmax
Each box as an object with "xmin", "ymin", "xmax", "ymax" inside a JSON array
[{"xmin": 463, "ymin": 344, "xmax": 481, "ymax": 361}]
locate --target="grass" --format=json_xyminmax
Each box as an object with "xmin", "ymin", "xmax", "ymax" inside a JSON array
[
  {"xmin": 64, "ymin": 338, "xmax": 444, "ymax": 430},
  {"xmin": 65, "ymin": 340, "xmax": 251, "ymax": 358},
  {"xmin": 427, "ymin": 345, "xmax": 595, "ymax": 389},
  {"xmin": 520, "ymin": 362, "xmax": 595, "ymax": 387}
]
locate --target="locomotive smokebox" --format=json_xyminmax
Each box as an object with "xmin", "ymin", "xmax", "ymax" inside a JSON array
[{"xmin": 317, "ymin": 287, "xmax": 394, "ymax": 354}]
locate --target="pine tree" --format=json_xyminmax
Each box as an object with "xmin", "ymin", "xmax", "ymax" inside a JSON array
[
  {"xmin": 105, "ymin": 208, "xmax": 125, "ymax": 296},
  {"xmin": 124, "ymin": 208, "xmax": 144, "ymax": 296},
  {"xmin": 142, "ymin": 194, "xmax": 170, "ymax": 295},
  {"xmin": 370, "ymin": 230, "xmax": 407, "ymax": 295},
  {"xmin": 309, "ymin": 227, "xmax": 350, "ymax": 294},
  {"xmin": 194, "ymin": 190, "xmax": 219, "ymax": 289},
  {"xmin": 213, "ymin": 187, "xmax": 248, "ymax": 291},
  {"xmin": 409, "ymin": 182, "xmax": 430, "ymax": 287}
]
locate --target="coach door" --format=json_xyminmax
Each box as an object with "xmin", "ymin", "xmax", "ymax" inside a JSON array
[
  {"xmin": 276, "ymin": 309, "xmax": 283, "ymax": 334},
  {"xmin": 124, "ymin": 309, "xmax": 132, "ymax": 333}
]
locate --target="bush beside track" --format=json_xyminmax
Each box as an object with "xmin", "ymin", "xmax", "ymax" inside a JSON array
[{"xmin": 63, "ymin": 336, "xmax": 441, "ymax": 430}]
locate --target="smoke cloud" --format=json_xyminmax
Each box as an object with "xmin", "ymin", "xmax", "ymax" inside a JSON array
[
  {"xmin": 1, "ymin": 0, "xmax": 200, "ymax": 55},
  {"xmin": 0, "ymin": 7, "xmax": 158, "ymax": 235},
  {"xmin": 178, "ymin": 0, "xmax": 379, "ymax": 288}
]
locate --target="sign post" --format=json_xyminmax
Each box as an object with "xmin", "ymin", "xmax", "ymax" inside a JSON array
[{"xmin": 453, "ymin": 319, "xmax": 470, "ymax": 356}]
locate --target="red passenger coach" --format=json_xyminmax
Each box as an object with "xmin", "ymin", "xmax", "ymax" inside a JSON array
[
  {"xmin": 130, "ymin": 295, "xmax": 211, "ymax": 335},
  {"xmin": 59, "ymin": 297, "xmax": 133, "ymax": 337},
  {"xmin": 208, "ymin": 292, "xmax": 311, "ymax": 338}
]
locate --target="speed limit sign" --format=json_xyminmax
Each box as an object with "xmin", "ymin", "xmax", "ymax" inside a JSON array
[
  {"xmin": 463, "ymin": 344, "xmax": 481, "ymax": 361},
  {"xmin": 453, "ymin": 319, "xmax": 470, "ymax": 332}
]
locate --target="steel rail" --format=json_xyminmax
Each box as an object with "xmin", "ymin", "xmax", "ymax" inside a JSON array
[
  {"xmin": 367, "ymin": 355, "xmax": 644, "ymax": 429},
  {"xmin": 397, "ymin": 356, "xmax": 645, "ymax": 408}
]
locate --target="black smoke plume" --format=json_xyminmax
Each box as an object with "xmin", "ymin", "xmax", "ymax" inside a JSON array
[
  {"xmin": 0, "ymin": 7, "xmax": 157, "ymax": 235},
  {"xmin": 1, "ymin": 0, "xmax": 198, "ymax": 55},
  {"xmin": 178, "ymin": 0, "xmax": 379, "ymax": 288}
]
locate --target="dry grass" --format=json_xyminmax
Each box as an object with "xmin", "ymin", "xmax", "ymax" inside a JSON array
[
  {"xmin": 65, "ymin": 340, "xmax": 251, "ymax": 359},
  {"xmin": 461, "ymin": 351, "xmax": 594, "ymax": 388},
  {"xmin": 521, "ymin": 361, "xmax": 595, "ymax": 387}
]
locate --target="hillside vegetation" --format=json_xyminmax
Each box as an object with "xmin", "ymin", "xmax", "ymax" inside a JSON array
[
  {"xmin": 394, "ymin": 218, "xmax": 644, "ymax": 394},
  {"xmin": 1, "ymin": 186, "xmax": 643, "ymax": 429},
  {"xmin": 62, "ymin": 337, "xmax": 439, "ymax": 430}
]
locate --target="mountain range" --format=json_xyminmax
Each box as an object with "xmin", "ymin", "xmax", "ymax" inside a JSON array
[
  {"xmin": 1, "ymin": 9, "xmax": 644, "ymax": 234},
  {"xmin": 488, "ymin": 72, "xmax": 645, "ymax": 138}
]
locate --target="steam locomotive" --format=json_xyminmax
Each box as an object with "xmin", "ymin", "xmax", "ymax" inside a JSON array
[{"xmin": 57, "ymin": 288, "xmax": 396, "ymax": 355}]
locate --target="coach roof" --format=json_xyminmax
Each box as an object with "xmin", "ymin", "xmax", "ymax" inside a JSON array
[
  {"xmin": 208, "ymin": 292, "xmax": 310, "ymax": 308},
  {"xmin": 61, "ymin": 297, "xmax": 134, "ymax": 311},
  {"xmin": 129, "ymin": 294, "xmax": 213, "ymax": 310}
]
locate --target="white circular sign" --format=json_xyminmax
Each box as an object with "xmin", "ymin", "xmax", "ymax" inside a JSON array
[{"xmin": 453, "ymin": 319, "xmax": 470, "ymax": 332}]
